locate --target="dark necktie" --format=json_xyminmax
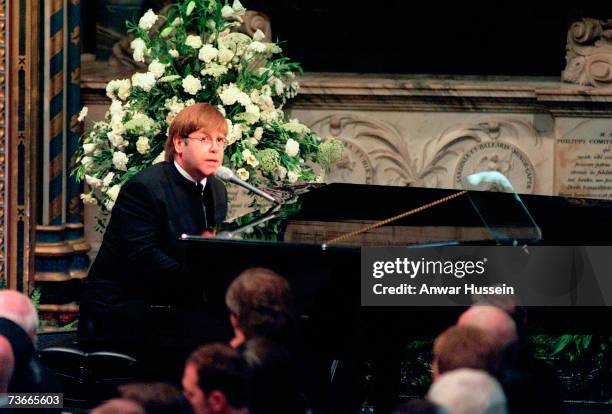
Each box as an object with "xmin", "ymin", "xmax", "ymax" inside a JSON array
[{"xmin": 196, "ymin": 182, "xmax": 209, "ymax": 229}]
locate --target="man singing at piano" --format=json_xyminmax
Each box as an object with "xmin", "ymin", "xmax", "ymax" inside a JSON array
[{"xmin": 79, "ymin": 103, "xmax": 231, "ymax": 364}]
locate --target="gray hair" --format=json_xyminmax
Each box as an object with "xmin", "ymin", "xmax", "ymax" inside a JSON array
[{"xmin": 428, "ymin": 369, "xmax": 507, "ymax": 414}]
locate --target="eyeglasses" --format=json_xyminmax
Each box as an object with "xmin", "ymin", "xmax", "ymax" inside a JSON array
[{"xmin": 183, "ymin": 133, "xmax": 226, "ymax": 149}]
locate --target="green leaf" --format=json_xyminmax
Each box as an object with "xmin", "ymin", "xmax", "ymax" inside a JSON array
[{"xmin": 551, "ymin": 335, "xmax": 573, "ymax": 355}]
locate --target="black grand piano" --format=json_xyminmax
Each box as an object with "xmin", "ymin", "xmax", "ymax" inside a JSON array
[{"xmin": 180, "ymin": 183, "xmax": 612, "ymax": 412}]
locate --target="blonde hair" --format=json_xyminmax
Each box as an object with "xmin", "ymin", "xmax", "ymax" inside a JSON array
[{"xmin": 164, "ymin": 103, "xmax": 228, "ymax": 162}]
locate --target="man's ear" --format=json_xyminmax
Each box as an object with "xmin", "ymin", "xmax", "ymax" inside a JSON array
[
  {"xmin": 173, "ymin": 134, "xmax": 185, "ymax": 155},
  {"xmin": 206, "ymin": 390, "xmax": 229, "ymax": 413}
]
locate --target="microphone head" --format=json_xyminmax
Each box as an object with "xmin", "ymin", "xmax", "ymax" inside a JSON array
[{"xmin": 215, "ymin": 166, "xmax": 234, "ymax": 181}]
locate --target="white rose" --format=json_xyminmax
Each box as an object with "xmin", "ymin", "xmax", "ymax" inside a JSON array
[
  {"xmin": 236, "ymin": 168, "xmax": 249, "ymax": 181},
  {"xmin": 221, "ymin": 5, "xmax": 233, "ymax": 18},
  {"xmin": 112, "ymin": 151, "xmax": 129, "ymax": 171},
  {"xmin": 148, "ymin": 60, "xmax": 166, "ymax": 79},
  {"xmin": 138, "ymin": 9, "xmax": 158, "ymax": 31},
  {"xmin": 131, "ymin": 72, "xmax": 157, "ymax": 92},
  {"xmin": 253, "ymin": 127, "xmax": 263, "ymax": 141},
  {"xmin": 218, "ymin": 84, "xmax": 241, "ymax": 105},
  {"xmin": 153, "ymin": 150, "xmax": 166, "ymax": 164},
  {"xmin": 217, "ymin": 48, "xmax": 234, "ymax": 64},
  {"xmin": 80, "ymin": 192, "xmax": 98, "ymax": 205},
  {"xmin": 277, "ymin": 166, "xmax": 287, "ymax": 180},
  {"xmin": 248, "ymin": 41, "xmax": 267, "ymax": 53},
  {"xmin": 182, "ymin": 75, "xmax": 203, "ymax": 95},
  {"xmin": 81, "ymin": 156, "xmax": 93, "ymax": 167},
  {"xmin": 83, "ymin": 143, "xmax": 96, "ymax": 155},
  {"xmin": 106, "ymin": 184, "xmax": 122, "ymax": 202},
  {"xmin": 198, "ymin": 44, "xmax": 219, "ymax": 62},
  {"xmin": 185, "ymin": 35, "xmax": 203, "ymax": 49},
  {"xmin": 287, "ymin": 170, "xmax": 298, "ymax": 183},
  {"xmin": 169, "ymin": 49, "xmax": 179, "ymax": 58},
  {"xmin": 242, "ymin": 149, "xmax": 259, "ymax": 167},
  {"xmin": 253, "ymin": 29, "xmax": 266, "ymax": 42},
  {"xmin": 136, "ymin": 136, "xmax": 150, "ymax": 154},
  {"xmin": 85, "ymin": 175, "xmax": 102, "ymax": 188},
  {"xmin": 285, "ymin": 138, "xmax": 300, "ymax": 157},
  {"xmin": 77, "ymin": 106, "xmax": 88, "ymax": 122},
  {"xmin": 130, "ymin": 38, "xmax": 147, "ymax": 62},
  {"xmin": 109, "ymin": 100, "xmax": 124, "ymax": 118},
  {"xmin": 102, "ymin": 172, "xmax": 115, "ymax": 187},
  {"xmin": 117, "ymin": 79, "xmax": 131, "ymax": 100}
]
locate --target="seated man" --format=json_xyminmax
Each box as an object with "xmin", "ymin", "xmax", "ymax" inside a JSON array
[
  {"xmin": 79, "ymin": 103, "xmax": 231, "ymax": 360},
  {"xmin": 182, "ymin": 343, "xmax": 250, "ymax": 414}
]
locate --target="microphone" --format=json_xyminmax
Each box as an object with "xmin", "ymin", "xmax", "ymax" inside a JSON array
[{"xmin": 215, "ymin": 166, "xmax": 278, "ymax": 203}]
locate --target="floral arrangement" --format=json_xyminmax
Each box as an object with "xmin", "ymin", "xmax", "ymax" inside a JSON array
[{"xmin": 74, "ymin": 0, "xmax": 343, "ymax": 213}]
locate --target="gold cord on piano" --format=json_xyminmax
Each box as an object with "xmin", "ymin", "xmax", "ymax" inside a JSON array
[{"xmin": 323, "ymin": 190, "xmax": 468, "ymax": 246}]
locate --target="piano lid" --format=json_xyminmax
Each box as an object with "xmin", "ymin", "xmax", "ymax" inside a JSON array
[{"xmin": 182, "ymin": 183, "xmax": 564, "ymax": 248}]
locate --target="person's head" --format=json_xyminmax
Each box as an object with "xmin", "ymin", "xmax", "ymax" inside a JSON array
[
  {"xmin": 225, "ymin": 268, "xmax": 294, "ymax": 345},
  {"xmin": 427, "ymin": 369, "xmax": 507, "ymax": 414},
  {"xmin": 432, "ymin": 325, "xmax": 498, "ymax": 381},
  {"xmin": 90, "ymin": 398, "xmax": 146, "ymax": 414},
  {"xmin": 457, "ymin": 305, "xmax": 517, "ymax": 348},
  {"xmin": 165, "ymin": 103, "xmax": 228, "ymax": 180},
  {"xmin": 182, "ymin": 343, "xmax": 250, "ymax": 414},
  {"xmin": 0, "ymin": 290, "xmax": 38, "ymax": 340},
  {"xmin": 392, "ymin": 399, "xmax": 448, "ymax": 414}
]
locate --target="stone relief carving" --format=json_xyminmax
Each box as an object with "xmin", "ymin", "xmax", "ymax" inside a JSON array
[
  {"xmin": 309, "ymin": 114, "xmax": 540, "ymax": 194},
  {"xmin": 562, "ymin": 18, "xmax": 612, "ymax": 88}
]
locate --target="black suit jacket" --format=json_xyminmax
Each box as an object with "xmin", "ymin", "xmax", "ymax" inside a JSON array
[{"xmin": 80, "ymin": 161, "xmax": 228, "ymax": 338}]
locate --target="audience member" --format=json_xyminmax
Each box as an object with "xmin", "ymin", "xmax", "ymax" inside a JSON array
[
  {"xmin": 182, "ymin": 343, "xmax": 250, "ymax": 414},
  {"xmin": 457, "ymin": 305, "xmax": 517, "ymax": 348},
  {"xmin": 119, "ymin": 382, "xmax": 194, "ymax": 414},
  {"xmin": 432, "ymin": 325, "xmax": 498, "ymax": 380},
  {"xmin": 225, "ymin": 268, "xmax": 296, "ymax": 348},
  {"xmin": 0, "ymin": 290, "xmax": 60, "ymax": 395},
  {"xmin": 427, "ymin": 368, "xmax": 507, "ymax": 414},
  {"xmin": 242, "ymin": 336, "xmax": 308, "ymax": 414},
  {"xmin": 91, "ymin": 398, "xmax": 146, "ymax": 414}
]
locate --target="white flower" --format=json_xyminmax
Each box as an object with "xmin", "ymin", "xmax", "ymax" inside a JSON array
[
  {"xmin": 138, "ymin": 9, "xmax": 158, "ymax": 31},
  {"xmin": 106, "ymin": 79, "xmax": 131, "ymax": 100},
  {"xmin": 217, "ymin": 48, "xmax": 234, "ymax": 64},
  {"xmin": 277, "ymin": 166, "xmax": 287, "ymax": 180},
  {"xmin": 287, "ymin": 170, "xmax": 298, "ymax": 183},
  {"xmin": 221, "ymin": 5, "xmax": 233, "ymax": 18},
  {"xmin": 185, "ymin": 35, "xmax": 203, "ymax": 49},
  {"xmin": 107, "ymin": 131, "xmax": 126, "ymax": 149},
  {"xmin": 242, "ymin": 149, "xmax": 259, "ymax": 167},
  {"xmin": 222, "ymin": 0, "xmax": 245, "ymax": 20},
  {"xmin": 171, "ymin": 17, "xmax": 183, "ymax": 27},
  {"xmin": 269, "ymin": 77, "xmax": 285, "ymax": 94},
  {"xmin": 112, "ymin": 151, "xmax": 129, "ymax": 171},
  {"xmin": 232, "ymin": 0, "xmax": 246, "ymax": 14},
  {"xmin": 182, "ymin": 75, "xmax": 203, "ymax": 95},
  {"xmin": 153, "ymin": 150, "xmax": 166, "ymax": 164},
  {"xmin": 218, "ymin": 84, "xmax": 242, "ymax": 105},
  {"xmin": 158, "ymin": 75, "xmax": 181, "ymax": 83},
  {"xmin": 102, "ymin": 172, "xmax": 115, "ymax": 187},
  {"xmin": 77, "ymin": 106, "xmax": 88, "ymax": 122},
  {"xmin": 200, "ymin": 63, "xmax": 228, "ymax": 78},
  {"xmin": 130, "ymin": 38, "xmax": 147, "ymax": 62},
  {"xmin": 216, "ymin": 105, "xmax": 226, "ymax": 116},
  {"xmin": 235, "ymin": 104, "xmax": 260, "ymax": 125},
  {"xmin": 148, "ymin": 60, "xmax": 166, "ymax": 79},
  {"xmin": 169, "ymin": 49, "xmax": 179, "ymax": 58},
  {"xmin": 85, "ymin": 174, "xmax": 102, "ymax": 188},
  {"xmin": 253, "ymin": 29, "xmax": 266, "ymax": 42},
  {"xmin": 106, "ymin": 184, "xmax": 122, "ymax": 202},
  {"xmin": 236, "ymin": 168, "xmax": 249, "ymax": 181},
  {"xmin": 125, "ymin": 113, "xmax": 155, "ymax": 134},
  {"xmin": 248, "ymin": 41, "xmax": 267, "ymax": 53},
  {"xmin": 80, "ymin": 192, "xmax": 97, "ymax": 205},
  {"xmin": 285, "ymin": 138, "xmax": 300, "ymax": 157},
  {"xmin": 283, "ymin": 119, "xmax": 310, "ymax": 134},
  {"xmin": 109, "ymin": 100, "xmax": 124, "ymax": 119},
  {"xmin": 136, "ymin": 136, "xmax": 150, "ymax": 154},
  {"xmin": 83, "ymin": 143, "xmax": 96, "ymax": 155},
  {"xmin": 198, "ymin": 44, "xmax": 218, "ymax": 62},
  {"xmin": 81, "ymin": 156, "xmax": 93, "ymax": 167},
  {"xmin": 131, "ymin": 72, "xmax": 157, "ymax": 92},
  {"xmin": 253, "ymin": 127, "xmax": 264, "ymax": 141}
]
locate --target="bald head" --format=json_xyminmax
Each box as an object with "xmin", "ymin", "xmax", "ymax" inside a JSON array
[
  {"xmin": 0, "ymin": 290, "xmax": 38, "ymax": 340},
  {"xmin": 457, "ymin": 305, "xmax": 517, "ymax": 347}
]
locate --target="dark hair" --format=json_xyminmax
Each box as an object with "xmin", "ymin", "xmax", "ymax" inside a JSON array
[
  {"xmin": 118, "ymin": 382, "xmax": 192, "ymax": 414},
  {"xmin": 164, "ymin": 103, "xmax": 227, "ymax": 162},
  {"xmin": 433, "ymin": 325, "xmax": 497, "ymax": 375},
  {"xmin": 225, "ymin": 268, "xmax": 295, "ymax": 341},
  {"xmin": 187, "ymin": 343, "xmax": 250, "ymax": 409}
]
